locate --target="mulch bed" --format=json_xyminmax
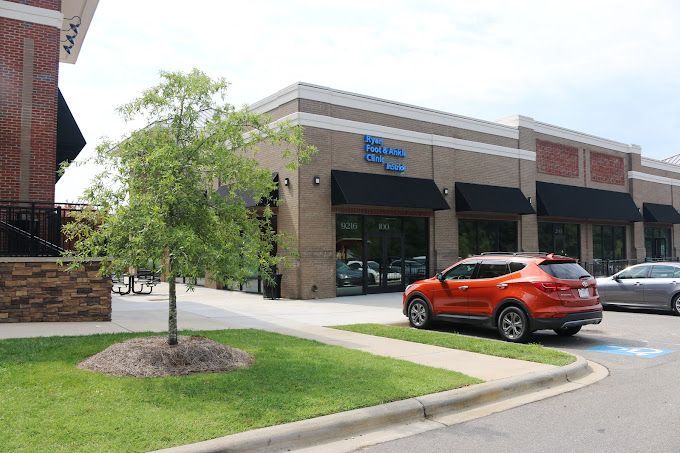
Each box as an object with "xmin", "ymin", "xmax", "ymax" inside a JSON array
[{"xmin": 77, "ymin": 335, "xmax": 254, "ymax": 377}]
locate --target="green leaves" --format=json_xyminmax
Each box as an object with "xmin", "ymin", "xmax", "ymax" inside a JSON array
[{"xmin": 63, "ymin": 69, "xmax": 316, "ymax": 288}]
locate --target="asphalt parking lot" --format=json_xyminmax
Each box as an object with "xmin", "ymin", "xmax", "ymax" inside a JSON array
[{"xmin": 360, "ymin": 307, "xmax": 680, "ymax": 453}]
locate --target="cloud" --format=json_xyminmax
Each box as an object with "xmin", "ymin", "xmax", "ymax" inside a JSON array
[{"xmin": 56, "ymin": 0, "xmax": 680, "ymax": 200}]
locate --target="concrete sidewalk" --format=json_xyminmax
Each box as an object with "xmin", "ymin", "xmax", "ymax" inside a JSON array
[{"xmin": 0, "ymin": 283, "xmax": 553, "ymax": 381}]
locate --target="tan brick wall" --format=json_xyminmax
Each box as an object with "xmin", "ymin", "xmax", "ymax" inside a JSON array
[
  {"xmin": 251, "ymin": 140, "xmax": 302, "ymax": 298},
  {"xmin": 327, "ymin": 129, "xmax": 432, "ymax": 179},
  {"xmin": 298, "ymin": 127, "xmax": 335, "ymax": 299},
  {"xmin": 631, "ymin": 179, "xmax": 673, "ymax": 206},
  {"xmin": 260, "ymin": 99, "xmax": 299, "ymax": 121},
  {"xmin": 299, "ymin": 99, "xmax": 519, "ymax": 148},
  {"xmin": 0, "ymin": 259, "xmax": 111, "ymax": 322}
]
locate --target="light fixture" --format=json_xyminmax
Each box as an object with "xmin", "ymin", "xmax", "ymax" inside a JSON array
[
  {"xmin": 63, "ymin": 44, "xmax": 73, "ymax": 54},
  {"xmin": 283, "ymin": 177, "xmax": 290, "ymax": 187},
  {"xmin": 527, "ymin": 196, "xmax": 532, "ymax": 205},
  {"xmin": 69, "ymin": 23, "xmax": 80, "ymax": 34},
  {"xmin": 65, "ymin": 34, "xmax": 76, "ymax": 45},
  {"xmin": 313, "ymin": 176, "xmax": 320, "ymax": 185},
  {"xmin": 443, "ymin": 187, "xmax": 449, "ymax": 196}
]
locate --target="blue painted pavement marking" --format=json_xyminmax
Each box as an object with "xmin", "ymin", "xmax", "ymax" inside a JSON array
[{"xmin": 588, "ymin": 345, "xmax": 675, "ymax": 358}]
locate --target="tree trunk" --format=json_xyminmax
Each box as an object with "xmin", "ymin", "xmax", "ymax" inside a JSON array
[
  {"xmin": 168, "ymin": 276, "xmax": 178, "ymax": 345},
  {"xmin": 167, "ymin": 252, "xmax": 178, "ymax": 346}
]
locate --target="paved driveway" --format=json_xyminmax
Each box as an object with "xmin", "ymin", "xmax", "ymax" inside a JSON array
[
  {"xmin": 359, "ymin": 307, "xmax": 680, "ymax": 453},
  {"xmin": 0, "ymin": 283, "xmax": 406, "ymax": 338}
]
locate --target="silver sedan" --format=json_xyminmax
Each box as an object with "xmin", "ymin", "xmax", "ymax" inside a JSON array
[{"xmin": 596, "ymin": 262, "xmax": 680, "ymax": 315}]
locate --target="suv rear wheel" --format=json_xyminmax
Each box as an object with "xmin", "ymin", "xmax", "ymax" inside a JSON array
[
  {"xmin": 408, "ymin": 298, "xmax": 431, "ymax": 329},
  {"xmin": 497, "ymin": 306, "xmax": 530, "ymax": 343}
]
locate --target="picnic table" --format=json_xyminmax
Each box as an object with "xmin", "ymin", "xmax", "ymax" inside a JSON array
[{"xmin": 112, "ymin": 270, "xmax": 160, "ymax": 295}]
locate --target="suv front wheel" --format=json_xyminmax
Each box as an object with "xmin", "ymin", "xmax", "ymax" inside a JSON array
[
  {"xmin": 408, "ymin": 298, "xmax": 432, "ymax": 329},
  {"xmin": 497, "ymin": 306, "xmax": 530, "ymax": 343}
]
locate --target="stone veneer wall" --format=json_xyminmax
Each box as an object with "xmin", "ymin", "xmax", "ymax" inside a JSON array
[{"xmin": 0, "ymin": 258, "xmax": 111, "ymax": 323}]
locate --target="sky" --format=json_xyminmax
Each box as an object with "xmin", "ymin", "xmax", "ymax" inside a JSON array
[{"xmin": 56, "ymin": 0, "xmax": 680, "ymax": 201}]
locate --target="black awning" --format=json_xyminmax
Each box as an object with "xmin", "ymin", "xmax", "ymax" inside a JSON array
[
  {"xmin": 643, "ymin": 203, "xmax": 680, "ymax": 223},
  {"xmin": 331, "ymin": 170, "xmax": 449, "ymax": 210},
  {"xmin": 455, "ymin": 182, "xmax": 534, "ymax": 214},
  {"xmin": 536, "ymin": 181, "xmax": 642, "ymax": 221},
  {"xmin": 56, "ymin": 89, "xmax": 86, "ymax": 180},
  {"xmin": 217, "ymin": 172, "xmax": 279, "ymax": 208}
]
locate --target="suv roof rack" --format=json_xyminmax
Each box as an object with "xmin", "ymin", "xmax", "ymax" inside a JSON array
[{"xmin": 474, "ymin": 252, "xmax": 575, "ymax": 260}]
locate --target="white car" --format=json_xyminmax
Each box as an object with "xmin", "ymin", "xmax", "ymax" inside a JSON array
[{"xmin": 347, "ymin": 260, "xmax": 401, "ymax": 284}]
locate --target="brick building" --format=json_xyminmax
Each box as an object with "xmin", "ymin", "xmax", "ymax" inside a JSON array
[
  {"xmin": 238, "ymin": 83, "xmax": 680, "ymax": 299},
  {"xmin": 0, "ymin": 0, "xmax": 107, "ymax": 323},
  {"xmin": 0, "ymin": 0, "xmax": 96, "ymax": 201}
]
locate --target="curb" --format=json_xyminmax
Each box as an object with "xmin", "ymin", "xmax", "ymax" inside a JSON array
[{"xmin": 157, "ymin": 355, "xmax": 592, "ymax": 453}]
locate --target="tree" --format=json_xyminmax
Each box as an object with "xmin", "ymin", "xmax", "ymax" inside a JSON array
[{"xmin": 63, "ymin": 69, "xmax": 315, "ymax": 345}]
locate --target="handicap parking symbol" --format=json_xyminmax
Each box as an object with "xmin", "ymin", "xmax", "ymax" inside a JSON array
[{"xmin": 588, "ymin": 345, "xmax": 675, "ymax": 358}]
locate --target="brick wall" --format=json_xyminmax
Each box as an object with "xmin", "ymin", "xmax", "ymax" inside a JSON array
[
  {"xmin": 0, "ymin": 0, "xmax": 61, "ymax": 202},
  {"xmin": 7, "ymin": 0, "xmax": 61, "ymax": 10},
  {"xmin": 591, "ymin": 151, "xmax": 625, "ymax": 185},
  {"xmin": 536, "ymin": 139, "xmax": 579, "ymax": 178},
  {"xmin": 0, "ymin": 259, "xmax": 111, "ymax": 322}
]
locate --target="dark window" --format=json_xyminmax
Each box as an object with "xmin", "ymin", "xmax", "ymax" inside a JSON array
[
  {"xmin": 593, "ymin": 225, "xmax": 626, "ymax": 260},
  {"xmin": 403, "ymin": 217, "xmax": 429, "ymax": 283},
  {"xmin": 458, "ymin": 220, "xmax": 517, "ymax": 257},
  {"xmin": 650, "ymin": 265, "xmax": 678, "ymax": 278},
  {"xmin": 477, "ymin": 261, "xmax": 510, "ymax": 279},
  {"xmin": 538, "ymin": 222, "xmax": 580, "ymax": 259},
  {"xmin": 336, "ymin": 214, "xmax": 364, "ymax": 296},
  {"xmin": 444, "ymin": 262, "xmax": 477, "ymax": 280},
  {"xmin": 645, "ymin": 226, "xmax": 672, "ymax": 259},
  {"xmin": 617, "ymin": 265, "xmax": 651, "ymax": 279},
  {"xmin": 539, "ymin": 262, "xmax": 591, "ymax": 279},
  {"xmin": 509, "ymin": 262, "xmax": 526, "ymax": 273}
]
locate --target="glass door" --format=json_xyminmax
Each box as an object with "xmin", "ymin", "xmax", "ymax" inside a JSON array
[{"xmin": 366, "ymin": 234, "xmax": 403, "ymax": 293}]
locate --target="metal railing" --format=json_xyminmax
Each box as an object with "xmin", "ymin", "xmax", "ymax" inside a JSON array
[{"xmin": 0, "ymin": 200, "xmax": 86, "ymax": 257}]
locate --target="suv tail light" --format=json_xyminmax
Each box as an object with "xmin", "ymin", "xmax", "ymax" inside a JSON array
[{"xmin": 532, "ymin": 282, "xmax": 570, "ymax": 293}]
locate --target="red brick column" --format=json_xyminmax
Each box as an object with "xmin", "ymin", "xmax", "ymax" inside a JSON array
[{"xmin": 0, "ymin": 0, "xmax": 62, "ymax": 202}]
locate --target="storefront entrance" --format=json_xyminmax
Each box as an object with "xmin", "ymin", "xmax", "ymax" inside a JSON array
[
  {"xmin": 366, "ymin": 234, "xmax": 403, "ymax": 293},
  {"xmin": 336, "ymin": 214, "xmax": 428, "ymax": 296}
]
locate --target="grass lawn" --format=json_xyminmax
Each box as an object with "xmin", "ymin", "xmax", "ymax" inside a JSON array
[
  {"xmin": 0, "ymin": 329, "xmax": 479, "ymax": 452},
  {"xmin": 334, "ymin": 324, "xmax": 575, "ymax": 366}
]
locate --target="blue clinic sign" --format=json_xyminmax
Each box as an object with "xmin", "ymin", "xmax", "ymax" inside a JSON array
[{"xmin": 364, "ymin": 135, "xmax": 407, "ymax": 172}]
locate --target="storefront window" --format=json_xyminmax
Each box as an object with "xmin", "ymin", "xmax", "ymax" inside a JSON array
[
  {"xmin": 458, "ymin": 220, "xmax": 517, "ymax": 257},
  {"xmin": 593, "ymin": 225, "xmax": 626, "ymax": 260},
  {"xmin": 403, "ymin": 217, "xmax": 428, "ymax": 283},
  {"xmin": 336, "ymin": 214, "xmax": 364, "ymax": 296},
  {"xmin": 538, "ymin": 223, "xmax": 580, "ymax": 258},
  {"xmin": 335, "ymin": 214, "xmax": 429, "ymax": 295},
  {"xmin": 645, "ymin": 226, "xmax": 672, "ymax": 259}
]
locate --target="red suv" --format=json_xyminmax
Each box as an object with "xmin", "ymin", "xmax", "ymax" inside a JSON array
[{"xmin": 402, "ymin": 253, "xmax": 603, "ymax": 342}]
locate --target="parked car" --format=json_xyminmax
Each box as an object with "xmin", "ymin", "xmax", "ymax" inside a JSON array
[
  {"xmin": 390, "ymin": 259, "xmax": 427, "ymax": 281},
  {"xmin": 596, "ymin": 262, "xmax": 680, "ymax": 315},
  {"xmin": 346, "ymin": 260, "xmax": 401, "ymax": 284},
  {"xmin": 336, "ymin": 260, "xmax": 363, "ymax": 287},
  {"xmin": 402, "ymin": 253, "xmax": 603, "ymax": 342}
]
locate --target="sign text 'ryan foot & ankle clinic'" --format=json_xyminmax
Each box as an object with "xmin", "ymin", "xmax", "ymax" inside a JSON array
[{"xmin": 363, "ymin": 135, "xmax": 407, "ymax": 172}]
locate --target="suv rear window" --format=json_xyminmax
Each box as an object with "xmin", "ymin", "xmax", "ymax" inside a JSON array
[{"xmin": 539, "ymin": 262, "xmax": 591, "ymax": 280}]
